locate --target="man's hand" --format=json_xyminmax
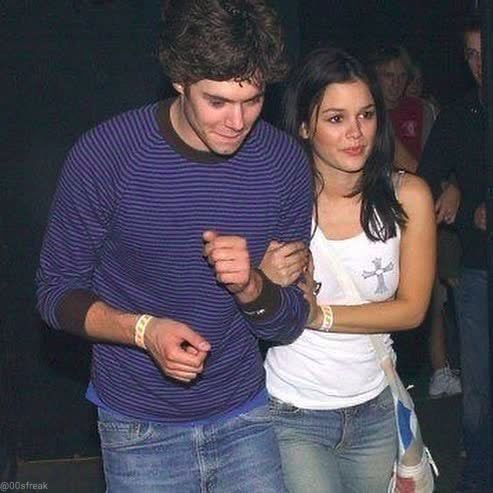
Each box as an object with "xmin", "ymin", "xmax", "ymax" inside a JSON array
[
  {"xmin": 202, "ymin": 230, "xmax": 255, "ymax": 294},
  {"xmin": 144, "ymin": 318, "xmax": 210, "ymax": 383},
  {"xmin": 474, "ymin": 202, "xmax": 487, "ymax": 231},
  {"xmin": 435, "ymin": 182, "xmax": 461, "ymax": 224},
  {"xmin": 260, "ymin": 240, "xmax": 308, "ymax": 287}
]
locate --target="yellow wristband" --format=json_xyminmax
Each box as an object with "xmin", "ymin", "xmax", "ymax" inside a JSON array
[
  {"xmin": 320, "ymin": 305, "xmax": 334, "ymax": 332},
  {"xmin": 135, "ymin": 314, "xmax": 154, "ymax": 349}
]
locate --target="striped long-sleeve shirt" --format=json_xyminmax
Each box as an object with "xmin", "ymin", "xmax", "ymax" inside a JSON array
[{"xmin": 36, "ymin": 100, "xmax": 312, "ymax": 423}]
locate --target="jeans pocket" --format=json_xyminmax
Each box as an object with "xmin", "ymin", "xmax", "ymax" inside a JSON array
[
  {"xmin": 98, "ymin": 416, "xmax": 153, "ymax": 450},
  {"xmin": 237, "ymin": 404, "xmax": 272, "ymax": 424},
  {"xmin": 268, "ymin": 396, "xmax": 302, "ymax": 417},
  {"xmin": 368, "ymin": 387, "xmax": 395, "ymax": 414}
]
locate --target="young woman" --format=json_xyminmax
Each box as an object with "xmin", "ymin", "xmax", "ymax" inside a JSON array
[{"xmin": 260, "ymin": 47, "xmax": 436, "ymax": 492}]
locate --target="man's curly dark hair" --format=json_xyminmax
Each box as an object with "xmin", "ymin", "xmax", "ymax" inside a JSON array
[{"xmin": 158, "ymin": 0, "xmax": 289, "ymax": 86}]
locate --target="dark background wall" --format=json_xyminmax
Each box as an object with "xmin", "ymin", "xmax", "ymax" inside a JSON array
[
  {"xmin": 3, "ymin": 0, "xmax": 164, "ymax": 459},
  {"xmin": 1, "ymin": 0, "xmax": 475, "ymax": 460},
  {"xmin": 298, "ymin": 0, "xmax": 476, "ymax": 105}
]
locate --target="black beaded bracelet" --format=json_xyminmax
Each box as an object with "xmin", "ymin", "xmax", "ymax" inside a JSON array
[{"xmin": 238, "ymin": 268, "xmax": 281, "ymax": 321}]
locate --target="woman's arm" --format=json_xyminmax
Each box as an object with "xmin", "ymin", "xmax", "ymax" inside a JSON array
[
  {"xmin": 394, "ymin": 137, "xmax": 419, "ymax": 174},
  {"xmin": 304, "ymin": 174, "xmax": 436, "ymax": 333}
]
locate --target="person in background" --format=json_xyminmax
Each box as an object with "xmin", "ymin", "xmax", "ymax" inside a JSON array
[
  {"xmin": 260, "ymin": 46, "xmax": 436, "ymax": 493},
  {"xmin": 404, "ymin": 58, "xmax": 462, "ymax": 400},
  {"xmin": 372, "ymin": 45, "xmax": 461, "ymax": 394},
  {"xmin": 35, "ymin": 1, "xmax": 312, "ymax": 491},
  {"xmin": 427, "ymin": 230, "xmax": 462, "ymax": 399},
  {"xmin": 369, "ymin": 45, "xmax": 435, "ymax": 172},
  {"xmin": 405, "ymin": 61, "xmax": 440, "ymax": 119},
  {"xmin": 427, "ymin": 172, "xmax": 462, "ymax": 400},
  {"xmin": 419, "ymin": 11, "xmax": 491, "ymax": 491}
]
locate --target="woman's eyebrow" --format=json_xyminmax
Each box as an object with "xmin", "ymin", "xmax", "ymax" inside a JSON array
[{"xmin": 321, "ymin": 103, "xmax": 375, "ymax": 114}]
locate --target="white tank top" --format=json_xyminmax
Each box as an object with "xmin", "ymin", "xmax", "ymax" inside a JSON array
[{"xmin": 265, "ymin": 217, "xmax": 401, "ymax": 410}]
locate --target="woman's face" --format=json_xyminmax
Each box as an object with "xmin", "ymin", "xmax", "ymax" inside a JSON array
[{"xmin": 303, "ymin": 79, "xmax": 377, "ymax": 176}]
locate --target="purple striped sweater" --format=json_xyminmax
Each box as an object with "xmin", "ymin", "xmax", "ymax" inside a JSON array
[{"xmin": 36, "ymin": 100, "xmax": 312, "ymax": 423}]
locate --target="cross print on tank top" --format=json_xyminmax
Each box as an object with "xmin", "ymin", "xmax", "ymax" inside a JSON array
[{"xmin": 362, "ymin": 257, "xmax": 394, "ymax": 294}]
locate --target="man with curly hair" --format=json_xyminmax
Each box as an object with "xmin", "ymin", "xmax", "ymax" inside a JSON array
[{"xmin": 36, "ymin": 1, "xmax": 312, "ymax": 491}]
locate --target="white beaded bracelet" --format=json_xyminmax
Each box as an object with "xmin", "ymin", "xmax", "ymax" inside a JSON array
[{"xmin": 134, "ymin": 314, "xmax": 154, "ymax": 349}]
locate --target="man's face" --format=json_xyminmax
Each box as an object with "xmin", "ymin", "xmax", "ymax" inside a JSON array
[
  {"xmin": 376, "ymin": 58, "xmax": 408, "ymax": 109},
  {"xmin": 465, "ymin": 30, "xmax": 482, "ymax": 88},
  {"xmin": 172, "ymin": 79, "xmax": 265, "ymax": 155}
]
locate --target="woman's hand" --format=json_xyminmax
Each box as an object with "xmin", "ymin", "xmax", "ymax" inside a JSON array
[
  {"xmin": 260, "ymin": 240, "xmax": 309, "ymax": 287},
  {"xmin": 296, "ymin": 255, "xmax": 323, "ymax": 329}
]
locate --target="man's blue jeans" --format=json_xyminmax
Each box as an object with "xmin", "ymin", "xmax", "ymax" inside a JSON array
[
  {"xmin": 270, "ymin": 386, "xmax": 397, "ymax": 492},
  {"xmin": 97, "ymin": 404, "xmax": 287, "ymax": 492},
  {"xmin": 454, "ymin": 268, "xmax": 491, "ymax": 489}
]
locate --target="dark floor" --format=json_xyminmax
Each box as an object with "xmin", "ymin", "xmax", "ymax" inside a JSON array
[
  {"xmin": 17, "ymin": 457, "xmax": 106, "ymax": 493},
  {"xmin": 15, "ymin": 382, "xmax": 463, "ymax": 493}
]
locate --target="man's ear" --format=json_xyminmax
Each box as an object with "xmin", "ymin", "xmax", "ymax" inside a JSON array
[
  {"xmin": 172, "ymin": 82, "xmax": 185, "ymax": 95},
  {"xmin": 299, "ymin": 122, "xmax": 310, "ymax": 139}
]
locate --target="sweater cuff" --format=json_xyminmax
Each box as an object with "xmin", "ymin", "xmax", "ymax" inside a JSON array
[{"xmin": 237, "ymin": 269, "xmax": 281, "ymax": 321}]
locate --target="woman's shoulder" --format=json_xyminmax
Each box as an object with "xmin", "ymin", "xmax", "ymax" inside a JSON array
[
  {"xmin": 396, "ymin": 172, "xmax": 434, "ymax": 216},
  {"xmin": 398, "ymin": 172, "xmax": 432, "ymax": 196}
]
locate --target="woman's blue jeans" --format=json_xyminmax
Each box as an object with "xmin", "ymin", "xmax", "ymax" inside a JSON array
[
  {"xmin": 270, "ymin": 386, "xmax": 397, "ymax": 493},
  {"xmin": 97, "ymin": 404, "xmax": 287, "ymax": 492}
]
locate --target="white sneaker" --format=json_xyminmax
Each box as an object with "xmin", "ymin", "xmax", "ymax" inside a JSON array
[{"xmin": 428, "ymin": 366, "xmax": 462, "ymax": 399}]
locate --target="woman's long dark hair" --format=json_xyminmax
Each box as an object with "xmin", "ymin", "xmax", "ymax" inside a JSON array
[{"xmin": 282, "ymin": 46, "xmax": 407, "ymax": 241}]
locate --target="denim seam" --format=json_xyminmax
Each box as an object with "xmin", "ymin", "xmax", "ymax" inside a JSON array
[
  {"xmin": 97, "ymin": 421, "xmax": 154, "ymax": 449},
  {"xmin": 194, "ymin": 427, "xmax": 209, "ymax": 493},
  {"xmin": 334, "ymin": 410, "xmax": 346, "ymax": 450}
]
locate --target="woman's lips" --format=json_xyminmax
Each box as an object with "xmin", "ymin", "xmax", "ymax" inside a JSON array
[{"xmin": 342, "ymin": 146, "xmax": 365, "ymax": 156}]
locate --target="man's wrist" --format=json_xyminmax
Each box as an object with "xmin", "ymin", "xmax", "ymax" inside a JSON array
[
  {"xmin": 134, "ymin": 314, "xmax": 155, "ymax": 349},
  {"xmin": 235, "ymin": 269, "xmax": 263, "ymax": 304},
  {"xmin": 237, "ymin": 268, "xmax": 281, "ymax": 321}
]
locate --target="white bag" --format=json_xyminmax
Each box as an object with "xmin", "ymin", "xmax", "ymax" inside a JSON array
[
  {"xmin": 388, "ymin": 447, "xmax": 436, "ymax": 492},
  {"xmin": 372, "ymin": 335, "xmax": 438, "ymax": 493}
]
